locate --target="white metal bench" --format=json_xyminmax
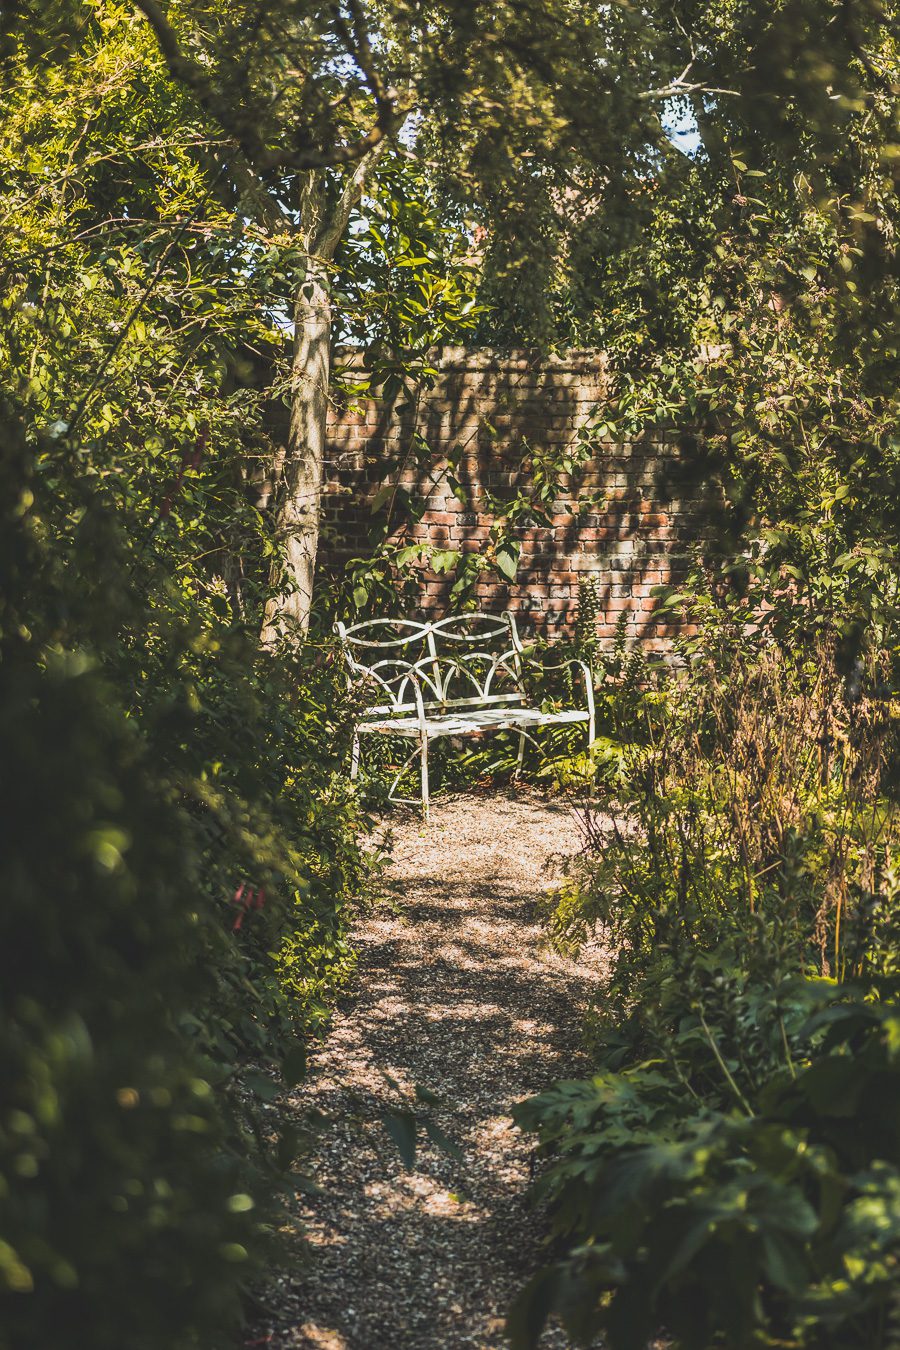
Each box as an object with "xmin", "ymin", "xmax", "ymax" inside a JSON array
[{"xmin": 334, "ymin": 611, "xmax": 595, "ymax": 815}]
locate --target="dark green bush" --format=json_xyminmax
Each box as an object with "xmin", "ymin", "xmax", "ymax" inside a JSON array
[
  {"xmin": 0, "ymin": 296, "xmax": 365, "ymax": 1345},
  {"xmin": 513, "ymin": 604, "xmax": 900, "ymax": 1350},
  {"xmin": 0, "ymin": 642, "xmax": 268, "ymax": 1348},
  {"xmin": 514, "ymin": 984, "xmax": 900, "ymax": 1350},
  {"xmin": 0, "ymin": 421, "xmax": 269, "ymax": 1346}
]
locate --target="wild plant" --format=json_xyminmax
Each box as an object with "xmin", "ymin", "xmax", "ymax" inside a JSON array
[{"xmin": 515, "ymin": 599, "xmax": 900, "ymax": 1350}]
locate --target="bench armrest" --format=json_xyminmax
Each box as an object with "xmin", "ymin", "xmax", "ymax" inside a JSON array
[
  {"xmin": 516, "ymin": 650, "xmax": 596, "ymax": 739},
  {"xmin": 343, "ymin": 654, "xmax": 428, "ymax": 726}
]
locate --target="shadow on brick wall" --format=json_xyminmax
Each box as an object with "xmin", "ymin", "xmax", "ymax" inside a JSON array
[{"xmin": 321, "ymin": 348, "xmax": 724, "ymax": 651}]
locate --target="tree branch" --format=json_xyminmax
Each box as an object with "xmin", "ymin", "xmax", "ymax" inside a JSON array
[
  {"xmin": 132, "ymin": 0, "xmax": 407, "ymax": 173},
  {"xmin": 132, "ymin": 0, "xmax": 263, "ymax": 155},
  {"xmin": 639, "ymin": 79, "xmax": 741, "ymax": 101},
  {"xmin": 315, "ymin": 115, "xmax": 405, "ymax": 259},
  {"xmin": 330, "ymin": 0, "xmax": 390, "ymax": 106}
]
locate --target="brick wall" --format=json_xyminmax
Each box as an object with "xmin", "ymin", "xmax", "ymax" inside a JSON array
[{"xmin": 321, "ymin": 348, "xmax": 710, "ymax": 650}]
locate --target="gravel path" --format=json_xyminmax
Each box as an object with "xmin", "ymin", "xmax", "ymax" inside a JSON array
[{"xmin": 253, "ymin": 791, "xmax": 608, "ymax": 1350}]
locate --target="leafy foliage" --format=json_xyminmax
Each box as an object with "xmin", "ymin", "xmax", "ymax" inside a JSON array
[
  {"xmin": 514, "ymin": 989, "xmax": 900, "ymax": 1350},
  {"xmin": 514, "ymin": 594, "xmax": 900, "ymax": 1347},
  {"xmin": 2, "ymin": 2, "xmax": 898, "ymax": 1347},
  {"xmin": 509, "ymin": 19, "xmax": 900, "ymax": 1339},
  {"xmin": 0, "ymin": 21, "xmax": 369, "ymax": 1346}
]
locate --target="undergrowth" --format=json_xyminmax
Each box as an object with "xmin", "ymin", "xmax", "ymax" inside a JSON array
[
  {"xmin": 1, "ymin": 399, "xmax": 369, "ymax": 1345},
  {"xmin": 512, "ymin": 589, "xmax": 900, "ymax": 1350}
]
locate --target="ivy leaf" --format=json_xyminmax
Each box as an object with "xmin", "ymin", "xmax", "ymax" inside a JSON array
[
  {"xmin": 432, "ymin": 549, "xmax": 461, "ymax": 574},
  {"xmin": 495, "ymin": 541, "xmax": 520, "ymax": 581}
]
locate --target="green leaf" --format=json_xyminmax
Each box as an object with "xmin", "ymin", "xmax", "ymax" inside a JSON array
[
  {"xmin": 275, "ymin": 1125, "xmax": 303, "ymax": 1171},
  {"xmin": 432, "ymin": 549, "xmax": 461, "ymax": 574},
  {"xmin": 381, "ymin": 1109, "xmax": 417, "ymax": 1169},
  {"xmin": 507, "ymin": 1267, "xmax": 561, "ymax": 1350},
  {"xmin": 796, "ymin": 1057, "xmax": 863, "ymax": 1116},
  {"xmin": 281, "ymin": 1043, "xmax": 307, "ymax": 1088},
  {"xmin": 243, "ymin": 1072, "xmax": 280, "ymax": 1102},
  {"xmin": 294, "ymin": 1173, "xmax": 326, "ymax": 1197},
  {"xmin": 423, "ymin": 1118, "xmax": 464, "ymax": 1161},
  {"xmin": 760, "ymin": 1231, "xmax": 810, "ymax": 1295},
  {"xmin": 494, "ymin": 541, "xmax": 520, "ymax": 581}
]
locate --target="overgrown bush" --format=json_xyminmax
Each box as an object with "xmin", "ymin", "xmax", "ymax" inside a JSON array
[
  {"xmin": 514, "ymin": 981, "xmax": 900, "ymax": 1350},
  {"xmin": 0, "ymin": 589, "xmax": 265, "ymax": 1347},
  {"xmin": 0, "ymin": 423, "xmax": 230, "ymax": 1344},
  {"xmin": 512, "ymin": 590, "xmax": 900, "ymax": 1350},
  {"xmin": 0, "ymin": 105, "xmax": 368, "ymax": 1334}
]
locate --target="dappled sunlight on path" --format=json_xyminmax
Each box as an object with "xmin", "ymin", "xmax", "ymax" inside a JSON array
[{"xmin": 253, "ymin": 792, "xmax": 608, "ymax": 1350}]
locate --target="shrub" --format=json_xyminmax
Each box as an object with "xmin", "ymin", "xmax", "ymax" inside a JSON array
[
  {"xmin": 0, "ymin": 419, "xmax": 273, "ymax": 1347},
  {"xmin": 514, "ymin": 984, "xmax": 900, "ymax": 1350},
  {"xmin": 0, "ymin": 643, "xmax": 273, "ymax": 1349},
  {"xmin": 513, "ymin": 599, "xmax": 900, "ymax": 1350},
  {"xmin": 0, "ymin": 350, "xmax": 365, "ymax": 1343}
]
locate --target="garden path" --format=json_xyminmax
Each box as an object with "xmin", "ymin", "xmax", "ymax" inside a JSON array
[{"xmin": 253, "ymin": 791, "xmax": 608, "ymax": 1350}]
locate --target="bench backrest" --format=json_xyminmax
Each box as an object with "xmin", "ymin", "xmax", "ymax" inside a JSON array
[{"xmin": 335, "ymin": 612, "xmax": 528, "ymax": 718}]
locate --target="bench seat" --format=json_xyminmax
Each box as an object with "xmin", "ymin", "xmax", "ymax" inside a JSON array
[{"xmin": 358, "ymin": 705, "xmax": 591, "ymax": 738}]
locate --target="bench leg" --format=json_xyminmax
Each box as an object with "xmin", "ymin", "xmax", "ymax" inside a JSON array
[
  {"xmin": 514, "ymin": 730, "xmax": 526, "ymax": 780},
  {"xmin": 420, "ymin": 732, "xmax": 430, "ymax": 819},
  {"xmin": 350, "ymin": 731, "xmax": 361, "ymax": 780}
]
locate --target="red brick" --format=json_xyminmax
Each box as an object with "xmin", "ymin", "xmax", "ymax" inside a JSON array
[{"xmin": 320, "ymin": 349, "xmax": 708, "ymax": 658}]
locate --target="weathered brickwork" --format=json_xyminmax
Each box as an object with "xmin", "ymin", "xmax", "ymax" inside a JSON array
[{"xmin": 321, "ymin": 349, "xmax": 708, "ymax": 649}]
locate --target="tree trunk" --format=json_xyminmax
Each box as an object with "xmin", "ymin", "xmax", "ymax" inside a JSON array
[
  {"xmin": 260, "ymin": 140, "xmax": 393, "ymax": 641},
  {"xmin": 261, "ymin": 174, "xmax": 333, "ymax": 642},
  {"xmin": 261, "ymin": 259, "xmax": 332, "ymax": 641}
]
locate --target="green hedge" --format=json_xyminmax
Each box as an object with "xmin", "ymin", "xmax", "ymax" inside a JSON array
[
  {"xmin": 0, "ymin": 639, "xmax": 266, "ymax": 1348},
  {"xmin": 0, "ymin": 386, "xmax": 363, "ymax": 1345}
]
